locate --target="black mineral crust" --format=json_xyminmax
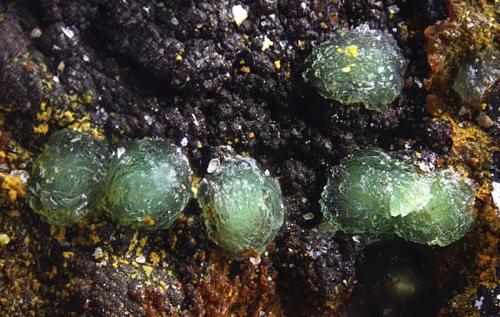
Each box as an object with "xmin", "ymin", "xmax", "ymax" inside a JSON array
[{"xmin": 0, "ymin": 0, "xmax": 496, "ymax": 317}]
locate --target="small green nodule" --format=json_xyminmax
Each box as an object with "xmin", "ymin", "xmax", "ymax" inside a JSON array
[
  {"xmin": 199, "ymin": 156, "xmax": 284, "ymax": 259},
  {"xmin": 99, "ymin": 138, "xmax": 192, "ymax": 230},
  {"xmin": 27, "ymin": 129, "xmax": 110, "ymax": 226},
  {"xmin": 303, "ymin": 25, "xmax": 407, "ymax": 110},
  {"xmin": 453, "ymin": 46, "xmax": 500, "ymax": 105}
]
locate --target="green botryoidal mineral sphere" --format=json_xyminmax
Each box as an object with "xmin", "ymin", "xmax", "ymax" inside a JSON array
[
  {"xmin": 27, "ymin": 129, "xmax": 110, "ymax": 226},
  {"xmin": 321, "ymin": 148, "xmax": 475, "ymax": 246},
  {"xmin": 198, "ymin": 156, "xmax": 284, "ymax": 259},
  {"xmin": 303, "ymin": 25, "xmax": 407, "ymax": 111},
  {"xmin": 453, "ymin": 46, "xmax": 500, "ymax": 105},
  {"xmin": 393, "ymin": 169, "xmax": 476, "ymax": 246},
  {"xmin": 99, "ymin": 138, "xmax": 192, "ymax": 230},
  {"xmin": 320, "ymin": 149, "xmax": 395, "ymax": 237}
]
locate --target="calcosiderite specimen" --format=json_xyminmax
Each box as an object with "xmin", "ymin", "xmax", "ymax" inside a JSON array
[
  {"xmin": 303, "ymin": 25, "xmax": 407, "ymax": 111},
  {"xmin": 99, "ymin": 138, "xmax": 192, "ymax": 230},
  {"xmin": 453, "ymin": 46, "xmax": 500, "ymax": 105},
  {"xmin": 27, "ymin": 129, "xmax": 110, "ymax": 226},
  {"xmin": 198, "ymin": 156, "xmax": 284, "ymax": 259},
  {"xmin": 321, "ymin": 148, "xmax": 476, "ymax": 246}
]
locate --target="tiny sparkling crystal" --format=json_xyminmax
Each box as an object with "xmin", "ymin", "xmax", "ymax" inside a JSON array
[
  {"xmin": 27, "ymin": 129, "xmax": 109, "ymax": 226},
  {"xmin": 303, "ymin": 25, "xmax": 407, "ymax": 110},
  {"xmin": 321, "ymin": 148, "xmax": 475, "ymax": 246},
  {"xmin": 198, "ymin": 156, "xmax": 284, "ymax": 259},
  {"xmin": 99, "ymin": 138, "xmax": 192, "ymax": 230}
]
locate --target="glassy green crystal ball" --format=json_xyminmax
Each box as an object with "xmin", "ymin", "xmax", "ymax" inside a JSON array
[
  {"xmin": 393, "ymin": 169, "xmax": 475, "ymax": 246},
  {"xmin": 27, "ymin": 129, "xmax": 110, "ymax": 226},
  {"xmin": 321, "ymin": 148, "xmax": 475, "ymax": 246},
  {"xmin": 453, "ymin": 46, "xmax": 500, "ymax": 105},
  {"xmin": 320, "ymin": 149, "xmax": 395, "ymax": 237},
  {"xmin": 198, "ymin": 156, "xmax": 284, "ymax": 259},
  {"xmin": 303, "ymin": 25, "xmax": 407, "ymax": 110},
  {"xmin": 99, "ymin": 138, "xmax": 192, "ymax": 230}
]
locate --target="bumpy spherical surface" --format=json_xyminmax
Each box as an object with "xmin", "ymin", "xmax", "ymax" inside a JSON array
[
  {"xmin": 453, "ymin": 46, "xmax": 500, "ymax": 105},
  {"xmin": 320, "ymin": 149, "xmax": 395, "ymax": 237},
  {"xmin": 198, "ymin": 156, "xmax": 284, "ymax": 259},
  {"xmin": 394, "ymin": 169, "xmax": 476, "ymax": 246},
  {"xmin": 27, "ymin": 129, "xmax": 109, "ymax": 226},
  {"xmin": 321, "ymin": 148, "xmax": 475, "ymax": 246},
  {"xmin": 99, "ymin": 138, "xmax": 192, "ymax": 230},
  {"xmin": 303, "ymin": 25, "xmax": 407, "ymax": 110}
]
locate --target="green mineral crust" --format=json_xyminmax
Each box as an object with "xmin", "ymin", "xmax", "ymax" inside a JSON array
[
  {"xmin": 321, "ymin": 148, "xmax": 475, "ymax": 246},
  {"xmin": 303, "ymin": 25, "xmax": 407, "ymax": 110},
  {"xmin": 453, "ymin": 46, "xmax": 500, "ymax": 105},
  {"xmin": 198, "ymin": 156, "xmax": 284, "ymax": 259},
  {"xmin": 99, "ymin": 138, "xmax": 192, "ymax": 230},
  {"xmin": 27, "ymin": 129, "xmax": 110, "ymax": 226}
]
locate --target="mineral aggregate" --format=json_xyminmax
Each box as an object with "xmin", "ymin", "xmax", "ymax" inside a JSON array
[
  {"xmin": 393, "ymin": 168, "xmax": 476, "ymax": 246},
  {"xmin": 99, "ymin": 138, "xmax": 192, "ymax": 230},
  {"xmin": 27, "ymin": 128, "xmax": 109, "ymax": 226},
  {"xmin": 321, "ymin": 149, "xmax": 396, "ymax": 237},
  {"xmin": 303, "ymin": 25, "xmax": 408, "ymax": 110},
  {"xmin": 199, "ymin": 156, "xmax": 284, "ymax": 259},
  {"xmin": 453, "ymin": 46, "xmax": 500, "ymax": 106},
  {"xmin": 275, "ymin": 224, "xmax": 355, "ymax": 314},
  {"xmin": 0, "ymin": 0, "xmax": 495, "ymax": 316},
  {"xmin": 321, "ymin": 148, "xmax": 476, "ymax": 246}
]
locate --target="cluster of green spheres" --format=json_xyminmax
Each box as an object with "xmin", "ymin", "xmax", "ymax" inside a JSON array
[
  {"xmin": 198, "ymin": 156, "xmax": 285, "ymax": 259},
  {"xmin": 453, "ymin": 46, "xmax": 500, "ymax": 105},
  {"xmin": 303, "ymin": 25, "xmax": 407, "ymax": 111},
  {"xmin": 27, "ymin": 129, "xmax": 285, "ymax": 259},
  {"xmin": 28, "ymin": 129, "xmax": 193, "ymax": 230},
  {"xmin": 320, "ymin": 148, "xmax": 476, "ymax": 246},
  {"xmin": 29, "ymin": 129, "xmax": 477, "ymax": 257}
]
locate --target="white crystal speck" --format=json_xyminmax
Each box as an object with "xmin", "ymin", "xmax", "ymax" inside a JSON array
[{"xmin": 232, "ymin": 5, "xmax": 248, "ymax": 27}]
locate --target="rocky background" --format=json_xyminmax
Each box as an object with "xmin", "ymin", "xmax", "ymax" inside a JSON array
[{"xmin": 0, "ymin": 0, "xmax": 498, "ymax": 316}]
